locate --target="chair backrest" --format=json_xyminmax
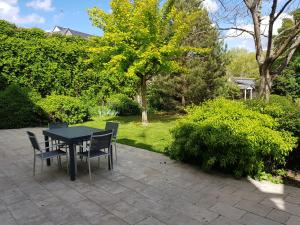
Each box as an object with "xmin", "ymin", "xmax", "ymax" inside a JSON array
[
  {"xmin": 105, "ymin": 121, "xmax": 119, "ymax": 138},
  {"xmin": 89, "ymin": 131, "xmax": 113, "ymax": 152},
  {"xmin": 27, "ymin": 131, "xmax": 41, "ymax": 152},
  {"xmin": 49, "ymin": 122, "xmax": 68, "ymax": 129}
]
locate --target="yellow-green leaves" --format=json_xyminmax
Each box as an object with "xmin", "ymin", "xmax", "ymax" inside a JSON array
[{"xmin": 88, "ymin": 0, "xmax": 209, "ymax": 79}]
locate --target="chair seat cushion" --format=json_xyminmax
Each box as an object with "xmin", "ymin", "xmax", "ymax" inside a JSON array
[
  {"xmin": 78, "ymin": 150, "xmax": 109, "ymax": 158},
  {"xmin": 37, "ymin": 150, "xmax": 66, "ymax": 159}
]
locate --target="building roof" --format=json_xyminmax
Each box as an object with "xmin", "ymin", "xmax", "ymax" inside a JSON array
[
  {"xmin": 232, "ymin": 77, "xmax": 256, "ymax": 90},
  {"xmin": 51, "ymin": 26, "xmax": 92, "ymax": 38}
]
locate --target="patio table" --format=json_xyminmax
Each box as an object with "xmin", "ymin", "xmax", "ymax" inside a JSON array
[{"xmin": 43, "ymin": 126, "xmax": 104, "ymax": 181}]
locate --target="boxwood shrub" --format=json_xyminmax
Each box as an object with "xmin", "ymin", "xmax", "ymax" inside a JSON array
[
  {"xmin": 38, "ymin": 95, "xmax": 90, "ymax": 124},
  {"xmin": 168, "ymin": 98, "xmax": 297, "ymax": 178}
]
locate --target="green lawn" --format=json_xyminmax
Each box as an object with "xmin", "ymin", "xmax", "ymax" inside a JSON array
[{"xmin": 76, "ymin": 113, "xmax": 180, "ymax": 153}]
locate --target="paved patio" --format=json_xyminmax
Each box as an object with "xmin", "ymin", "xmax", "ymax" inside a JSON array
[{"xmin": 1, "ymin": 128, "xmax": 300, "ymax": 225}]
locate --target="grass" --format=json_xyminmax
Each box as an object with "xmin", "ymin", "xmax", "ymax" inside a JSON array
[{"xmin": 76, "ymin": 113, "xmax": 180, "ymax": 153}]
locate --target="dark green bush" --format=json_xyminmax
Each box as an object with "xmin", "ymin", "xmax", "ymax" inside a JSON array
[
  {"xmin": 0, "ymin": 85, "xmax": 46, "ymax": 128},
  {"xmin": 168, "ymin": 98, "xmax": 297, "ymax": 178},
  {"xmin": 107, "ymin": 94, "xmax": 140, "ymax": 116},
  {"xmin": 38, "ymin": 95, "xmax": 90, "ymax": 124}
]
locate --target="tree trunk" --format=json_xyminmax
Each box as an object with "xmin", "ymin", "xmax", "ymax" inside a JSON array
[
  {"xmin": 181, "ymin": 95, "xmax": 186, "ymax": 107},
  {"xmin": 140, "ymin": 76, "xmax": 148, "ymax": 125},
  {"xmin": 259, "ymin": 65, "xmax": 272, "ymax": 102}
]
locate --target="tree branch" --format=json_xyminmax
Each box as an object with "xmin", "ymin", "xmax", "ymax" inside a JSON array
[
  {"xmin": 274, "ymin": 0, "xmax": 293, "ymax": 21},
  {"xmin": 249, "ymin": 1, "xmax": 264, "ymax": 64},
  {"xmin": 266, "ymin": 0, "xmax": 277, "ymax": 59},
  {"xmin": 273, "ymin": 35, "xmax": 300, "ymax": 77},
  {"xmin": 219, "ymin": 27, "xmax": 255, "ymax": 37},
  {"xmin": 272, "ymin": 21, "xmax": 300, "ymax": 61}
]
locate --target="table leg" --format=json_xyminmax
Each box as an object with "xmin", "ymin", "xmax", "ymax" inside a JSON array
[
  {"xmin": 69, "ymin": 144, "xmax": 76, "ymax": 181},
  {"xmin": 44, "ymin": 135, "xmax": 51, "ymax": 166}
]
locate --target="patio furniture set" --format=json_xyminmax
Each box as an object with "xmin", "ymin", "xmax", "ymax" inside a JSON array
[{"xmin": 27, "ymin": 122, "xmax": 119, "ymax": 181}]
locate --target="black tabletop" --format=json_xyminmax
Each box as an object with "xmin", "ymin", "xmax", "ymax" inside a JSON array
[{"xmin": 43, "ymin": 126, "xmax": 103, "ymax": 143}]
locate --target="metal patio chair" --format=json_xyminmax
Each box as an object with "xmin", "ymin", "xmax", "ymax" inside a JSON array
[
  {"xmin": 49, "ymin": 122, "xmax": 68, "ymax": 149},
  {"xmin": 78, "ymin": 131, "xmax": 113, "ymax": 181},
  {"xmin": 105, "ymin": 121, "xmax": 119, "ymax": 160},
  {"xmin": 27, "ymin": 131, "xmax": 68, "ymax": 176}
]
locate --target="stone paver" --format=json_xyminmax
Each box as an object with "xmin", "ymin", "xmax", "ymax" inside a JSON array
[{"xmin": 0, "ymin": 128, "xmax": 300, "ymax": 224}]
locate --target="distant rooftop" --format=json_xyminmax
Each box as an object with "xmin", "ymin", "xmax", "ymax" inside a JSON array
[
  {"xmin": 51, "ymin": 26, "xmax": 92, "ymax": 38},
  {"xmin": 232, "ymin": 77, "xmax": 256, "ymax": 90}
]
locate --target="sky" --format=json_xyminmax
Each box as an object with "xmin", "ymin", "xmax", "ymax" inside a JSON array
[{"xmin": 0, "ymin": 0, "xmax": 297, "ymax": 51}]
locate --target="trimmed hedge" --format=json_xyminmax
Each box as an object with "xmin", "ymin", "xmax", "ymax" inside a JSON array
[
  {"xmin": 168, "ymin": 98, "xmax": 297, "ymax": 178},
  {"xmin": 38, "ymin": 95, "xmax": 90, "ymax": 124},
  {"xmin": 0, "ymin": 85, "xmax": 46, "ymax": 129}
]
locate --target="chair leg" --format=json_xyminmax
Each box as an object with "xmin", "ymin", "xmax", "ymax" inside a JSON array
[
  {"xmin": 41, "ymin": 159, "xmax": 44, "ymax": 173},
  {"xmin": 98, "ymin": 157, "xmax": 100, "ymax": 168},
  {"xmin": 59, "ymin": 156, "xmax": 62, "ymax": 169},
  {"xmin": 65, "ymin": 148, "xmax": 69, "ymax": 175},
  {"xmin": 56, "ymin": 156, "xmax": 59, "ymax": 169},
  {"xmin": 88, "ymin": 158, "xmax": 92, "ymax": 181},
  {"xmin": 114, "ymin": 141, "xmax": 117, "ymax": 161},
  {"xmin": 108, "ymin": 155, "xmax": 111, "ymax": 170},
  {"xmin": 75, "ymin": 152, "xmax": 78, "ymax": 175},
  {"xmin": 110, "ymin": 146, "xmax": 114, "ymax": 170},
  {"xmin": 33, "ymin": 155, "xmax": 36, "ymax": 176}
]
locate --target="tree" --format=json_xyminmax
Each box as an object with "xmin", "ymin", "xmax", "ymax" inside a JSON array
[
  {"xmin": 227, "ymin": 48, "xmax": 259, "ymax": 78},
  {"xmin": 148, "ymin": 0, "xmax": 228, "ymax": 110},
  {"xmin": 272, "ymin": 9, "xmax": 300, "ymax": 98},
  {"xmin": 88, "ymin": 0, "xmax": 208, "ymax": 124},
  {"xmin": 272, "ymin": 49, "xmax": 300, "ymax": 98},
  {"xmin": 214, "ymin": 0, "xmax": 300, "ymax": 102}
]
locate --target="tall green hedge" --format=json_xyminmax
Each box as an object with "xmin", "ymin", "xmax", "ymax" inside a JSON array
[{"xmin": 0, "ymin": 20, "xmax": 136, "ymax": 98}]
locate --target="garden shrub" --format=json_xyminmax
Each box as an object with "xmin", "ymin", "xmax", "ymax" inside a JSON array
[
  {"xmin": 245, "ymin": 95, "xmax": 300, "ymax": 170},
  {"xmin": 0, "ymin": 85, "xmax": 46, "ymax": 128},
  {"xmin": 38, "ymin": 95, "xmax": 90, "ymax": 124},
  {"xmin": 168, "ymin": 98, "xmax": 297, "ymax": 178},
  {"xmin": 107, "ymin": 94, "xmax": 141, "ymax": 116}
]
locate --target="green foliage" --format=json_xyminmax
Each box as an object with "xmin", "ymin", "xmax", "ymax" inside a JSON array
[
  {"xmin": 272, "ymin": 50, "xmax": 300, "ymax": 98},
  {"xmin": 168, "ymin": 98, "xmax": 297, "ymax": 178},
  {"xmin": 218, "ymin": 81, "xmax": 241, "ymax": 100},
  {"xmin": 245, "ymin": 95, "xmax": 300, "ymax": 137},
  {"xmin": 0, "ymin": 20, "xmax": 135, "ymax": 98},
  {"xmin": 148, "ymin": 74, "xmax": 184, "ymax": 111},
  {"xmin": 147, "ymin": 0, "xmax": 228, "ymax": 110},
  {"xmin": 227, "ymin": 48, "xmax": 259, "ymax": 78},
  {"xmin": 38, "ymin": 95, "xmax": 90, "ymax": 124},
  {"xmin": 0, "ymin": 85, "xmax": 46, "ymax": 128},
  {"xmin": 245, "ymin": 95, "xmax": 300, "ymax": 171},
  {"xmin": 107, "ymin": 94, "xmax": 141, "ymax": 116},
  {"xmin": 88, "ymin": 0, "xmax": 210, "ymax": 122}
]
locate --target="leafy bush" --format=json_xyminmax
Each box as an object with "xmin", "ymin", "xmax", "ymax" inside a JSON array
[
  {"xmin": 0, "ymin": 85, "xmax": 46, "ymax": 128},
  {"xmin": 107, "ymin": 94, "xmax": 140, "ymax": 116},
  {"xmin": 168, "ymin": 98, "xmax": 297, "ymax": 178},
  {"xmin": 38, "ymin": 95, "xmax": 90, "ymax": 124},
  {"xmin": 245, "ymin": 95, "xmax": 300, "ymax": 170}
]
